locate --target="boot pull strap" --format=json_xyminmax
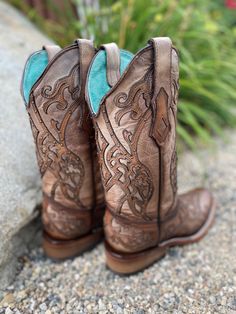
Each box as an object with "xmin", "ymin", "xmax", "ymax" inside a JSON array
[
  {"xmin": 43, "ymin": 45, "xmax": 61, "ymax": 62},
  {"xmin": 101, "ymin": 43, "xmax": 120, "ymax": 87},
  {"xmin": 75, "ymin": 39, "xmax": 94, "ymax": 97},
  {"xmin": 148, "ymin": 37, "xmax": 172, "ymax": 146}
]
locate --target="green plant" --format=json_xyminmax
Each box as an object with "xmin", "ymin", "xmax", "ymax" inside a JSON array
[
  {"xmin": 9, "ymin": 0, "xmax": 236, "ymax": 147},
  {"xmin": 77, "ymin": 0, "xmax": 236, "ymax": 147}
]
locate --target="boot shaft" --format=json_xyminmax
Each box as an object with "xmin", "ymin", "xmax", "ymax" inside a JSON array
[
  {"xmin": 21, "ymin": 40, "xmax": 104, "ymax": 240},
  {"xmin": 87, "ymin": 38, "xmax": 179, "ymax": 252}
]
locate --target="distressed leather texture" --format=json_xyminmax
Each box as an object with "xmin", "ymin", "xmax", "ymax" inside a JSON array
[
  {"xmin": 89, "ymin": 37, "xmax": 213, "ymax": 253},
  {"xmin": 26, "ymin": 41, "xmax": 104, "ymax": 240}
]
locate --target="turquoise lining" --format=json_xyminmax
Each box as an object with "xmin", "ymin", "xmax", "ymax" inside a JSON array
[
  {"xmin": 87, "ymin": 49, "xmax": 134, "ymax": 115},
  {"xmin": 22, "ymin": 50, "xmax": 48, "ymax": 104}
]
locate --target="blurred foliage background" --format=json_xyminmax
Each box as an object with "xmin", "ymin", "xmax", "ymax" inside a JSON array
[{"xmin": 8, "ymin": 0, "xmax": 236, "ymax": 148}]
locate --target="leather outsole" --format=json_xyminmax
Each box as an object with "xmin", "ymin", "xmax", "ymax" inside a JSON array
[
  {"xmin": 105, "ymin": 199, "xmax": 216, "ymax": 275},
  {"xmin": 43, "ymin": 228, "xmax": 103, "ymax": 260}
]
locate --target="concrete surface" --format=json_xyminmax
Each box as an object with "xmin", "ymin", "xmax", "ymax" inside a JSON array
[{"xmin": 0, "ymin": 1, "xmax": 53, "ymax": 289}]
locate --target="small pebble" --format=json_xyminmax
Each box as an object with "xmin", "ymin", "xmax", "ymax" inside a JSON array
[{"xmin": 39, "ymin": 303, "xmax": 47, "ymax": 311}]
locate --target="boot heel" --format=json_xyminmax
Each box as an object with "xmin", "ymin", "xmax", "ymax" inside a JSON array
[
  {"xmin": 43, "ymin": 229, "xmax": 103, "ymax": 260},
  {"xmin": 105, "ymin": 241, "xmax": 167, "ymax": 275}
]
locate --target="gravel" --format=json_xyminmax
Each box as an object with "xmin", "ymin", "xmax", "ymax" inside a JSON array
[{"xmin": 0, "ymin": 131, "xmax": 235, "ymax": 314}]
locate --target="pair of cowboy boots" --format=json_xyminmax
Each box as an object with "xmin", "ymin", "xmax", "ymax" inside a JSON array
[{"xmin": 21, "ymin": 38, "xmax": 215, "ymax": 274}]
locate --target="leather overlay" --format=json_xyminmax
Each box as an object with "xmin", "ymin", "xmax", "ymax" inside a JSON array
[
  {"xmin": 149, "ymin": 37, "xmax": 172, "ymax": 146},
  {"xmin": 25, "ymin": 42, "xmax": 104, "ymax": 240},
  {"xmin": 150, "ymin": 38, "xmax": 179, "ymax": 225}
]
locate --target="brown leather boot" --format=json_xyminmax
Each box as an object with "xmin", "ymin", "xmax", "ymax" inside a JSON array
[
  {"xmin": 86, "ymin": 39, "xmax": 215, "ymax": 274},
  {"xmin": 21, "ymin": 39, "xmax": 104, "ymax": 259}
]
